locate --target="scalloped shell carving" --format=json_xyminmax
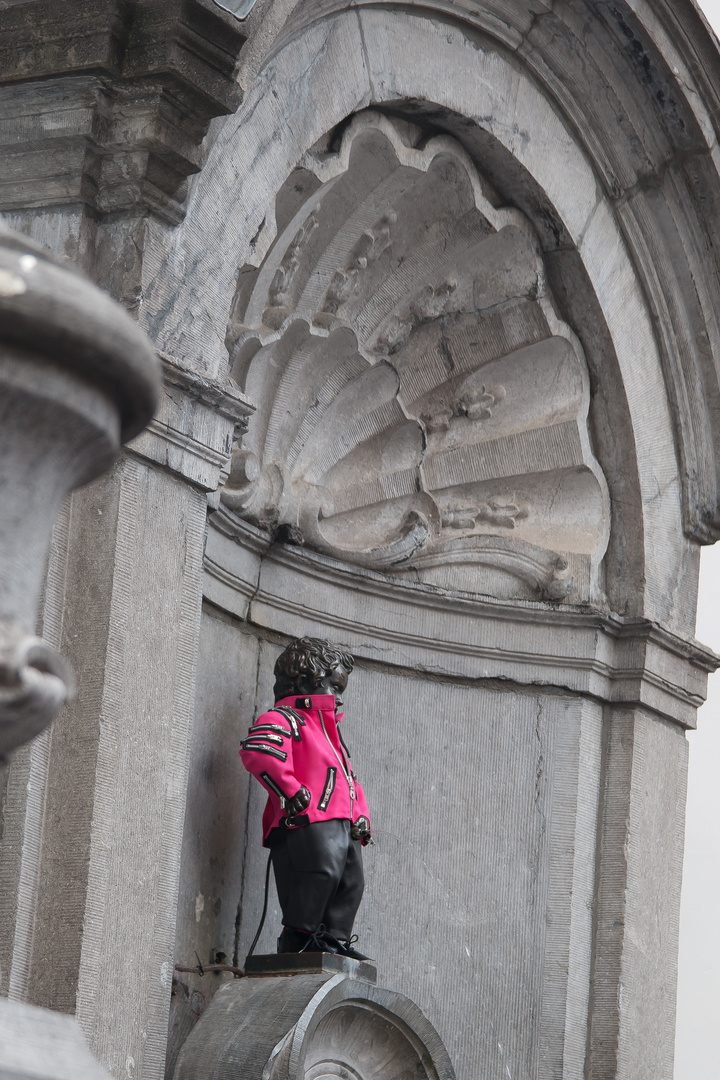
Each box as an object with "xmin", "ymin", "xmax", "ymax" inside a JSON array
[{"xmin": 222, "ymin": 112, "xmax": 610, "ymax": 602}]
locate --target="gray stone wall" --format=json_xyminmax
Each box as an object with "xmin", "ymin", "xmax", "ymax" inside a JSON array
[
  {"xmin": 2, "ymin": 3, "xmax": 720, "ymax": 1079},
  {"xmin": 173, "ymin": 609, "xmax": 261, "ymax": 971},
  {"xmin": 181, "ymin": 518, "xmax": 702, "ymax": 1079},
  {"xmin": 182, "ymin": 614, "xmax": 603, "ymax": 1080}
]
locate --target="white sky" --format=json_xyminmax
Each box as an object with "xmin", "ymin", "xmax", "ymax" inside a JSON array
[
  {"xmin": 675, "ymin": 547, "xmax": 720, "ymax": 1078},
  {"xmin": 675, "ymin": 10, "xmax": 720, "ymax": 1080}
]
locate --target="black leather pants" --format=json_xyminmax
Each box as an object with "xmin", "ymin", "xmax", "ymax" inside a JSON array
[{"xmin": 269, "ymin": 818, "xmax": 364, "ymax": 940}]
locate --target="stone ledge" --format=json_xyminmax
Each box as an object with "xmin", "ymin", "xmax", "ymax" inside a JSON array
[
  {"xmin": 244, "ymin": 951, "xmax": 377, "ymax": 983},
  {"xmin": 159, "ymin": 353, "xmax": 254, "ymax": 425},
  {"xmin": 203, "ymin": 508, "xmax": 717, "ymax": 727},
  {"xmin": 128, "ymin": 354, "xmax": 253, "ymax": 490}
]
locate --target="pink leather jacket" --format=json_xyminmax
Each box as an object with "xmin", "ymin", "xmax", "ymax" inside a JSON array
[{"xmin": 239, "ymin": 692, "xmax": 371, "ymax": 846}]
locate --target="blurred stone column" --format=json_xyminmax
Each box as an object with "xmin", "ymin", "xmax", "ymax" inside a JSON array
[
  {"xmin": 0, "ymin": 221, "xmax": 160, "ymax": 1078},
  {"xmin": 0, "ymin": 351, "xmax": 252, "ymax": 1079},
  {"xmin": 0, "ymin": 221, "xmax": 159, "ymax": 759}
]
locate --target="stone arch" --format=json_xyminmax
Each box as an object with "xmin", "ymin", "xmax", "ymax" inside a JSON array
[
  {"xmin": 139, "ymin": 1, "xmax": 717, "ymax": 624},
  {"xmin": 138, "ymin": 7, "xmax": 720, "ymax": 1080}
]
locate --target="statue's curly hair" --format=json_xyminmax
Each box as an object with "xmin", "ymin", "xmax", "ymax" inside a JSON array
[{"xmin": 273, "ymin": 636, "xmax": 354, "ymax": 700}]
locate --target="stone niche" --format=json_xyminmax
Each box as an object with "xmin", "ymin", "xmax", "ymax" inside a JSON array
[
  {"xmin": 172, "ymin": 13, "xmax": 718, "ymax": 1078},
  {"xmin": 221, "ymin": 111, "xmax": 609, "ymax": 604}
]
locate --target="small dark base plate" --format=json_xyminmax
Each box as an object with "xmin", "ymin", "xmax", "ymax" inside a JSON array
[{"xmin": 244, "ymin": 952, "xmax": 376, "ymax": 983}]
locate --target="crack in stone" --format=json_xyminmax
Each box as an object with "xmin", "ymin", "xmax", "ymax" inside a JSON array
[
  {"xmin": 534, "ymin": 697, "xmax": 546, "ymax": 817},
  {"xmin": 531, "ymin": 696, "xmax": 547, "ymax": 907},
  {"xmin": 233, "ymin": 601, "xmax": 266, "ymax": 967}
]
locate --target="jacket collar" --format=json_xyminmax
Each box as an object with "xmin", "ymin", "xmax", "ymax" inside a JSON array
[
  {"xmin": 275, "ymin": 693, "xmax": 340, "ymax": 715},
  {"xmin": 278, "ymin": 695, "xmax": 336, "ymax": 712}
]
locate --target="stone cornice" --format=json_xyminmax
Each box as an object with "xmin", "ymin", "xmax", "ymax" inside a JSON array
[
  {"xmin": 0, "ymin": 0, "xmax": 247, "ymax": 224},
  {"xmin": 204, "ymin": 508, "xmax": 717, "ymax": 727},
  {"xmin": 129, "ymin": 353, "xmax": 253, "ymax": 489},
  {"xmin": 159, "ymin": 352, "xmax": 254, "ymax": 425}
]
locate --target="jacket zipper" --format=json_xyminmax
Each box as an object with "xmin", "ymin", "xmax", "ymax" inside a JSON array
[
  {"xmin": 241, "ymin": 742, "xmax": 288, "ymax": 762},
  {"xmin": 250, "ymin": 723, "xmax": 293, "ymax": 739},
  {"xmin": 320, "ymin": 712, "xmax": 355, "ymax": 814},
  {"xmin": 318, "ymin": 766, "xmax": 337, "ymax": 811},
  {"xmin": 244, "ymin": 731, "xmax": 284, "ymax": 746},
  {"xmin": 273, "ymin": 708, "xmax": 302, "ymax": 741}
]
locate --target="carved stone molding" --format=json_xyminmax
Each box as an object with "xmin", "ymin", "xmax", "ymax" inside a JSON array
[
  {"xmin": 133, "ymin": 0, "xmax": 720, "ymax": 634},
  {"xmin": 129, "ymin": 352, "xmax": 254, "ymax": 491},
  {"xmin": 221, "ymin": 111, "xmax": 610, "ymax": 604},
  {"xmin": 172, "ymin": 961, "xmax": 456, "ymax": 1080},
  {"xmin": 254, "ymin": 0, "xmax": 720, "ymax": 546},
  {"xmin": 204, "ymin": 508, "xmax": 718, "ymax": 729},
  {"xmin": 0, "ymin": 1, "xmax": 246, "ymax": 224}
]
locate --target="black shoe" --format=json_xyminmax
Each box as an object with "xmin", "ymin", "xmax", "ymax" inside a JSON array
[
  {"xmin": 277, "ymin": 926, "xmax": 307, "ymax": 953},
  {"xmin": 277, "ymin": 924, "xmax": 339, "ymax": 954},
  {"xmin": 335, "ymin": 935, "xmax": 373, "ymax": 961}
]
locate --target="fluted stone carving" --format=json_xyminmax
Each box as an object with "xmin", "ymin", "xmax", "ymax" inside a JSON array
[
  {"xmin": 0, "ymin": 221, "xmax": 160, "ymax": 758},
  {"xmin": 222, "ymin": 113, "xmax": 609, "ymax": 603}
]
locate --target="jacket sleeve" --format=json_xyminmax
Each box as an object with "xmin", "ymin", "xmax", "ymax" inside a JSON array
[
  {"xmin": 239, "ymin": 711, "xmax": 302, "ymax": 801},
  {"xmin": 353, "ymin": 775, "xmax": 371, "ymax": 828}
]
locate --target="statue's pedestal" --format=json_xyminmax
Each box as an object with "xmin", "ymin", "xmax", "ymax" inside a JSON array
[
  {"xmin": 244, "ymin": 951, "xmax": 376, "ymax": 982},
  {"xmin": 172, "ymin": 953, "xmax": 455, "ymax": 1080}
]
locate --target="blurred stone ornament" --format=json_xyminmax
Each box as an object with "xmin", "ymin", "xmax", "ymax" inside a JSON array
[{"xmin": 0, "ymin": 221, "xmax": 160, "ymax": 758}]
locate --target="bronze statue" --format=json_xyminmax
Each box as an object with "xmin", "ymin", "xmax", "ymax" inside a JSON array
[{"xmin": 240, "ymin": 637, "xmax": 372, "ymax": 959}]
